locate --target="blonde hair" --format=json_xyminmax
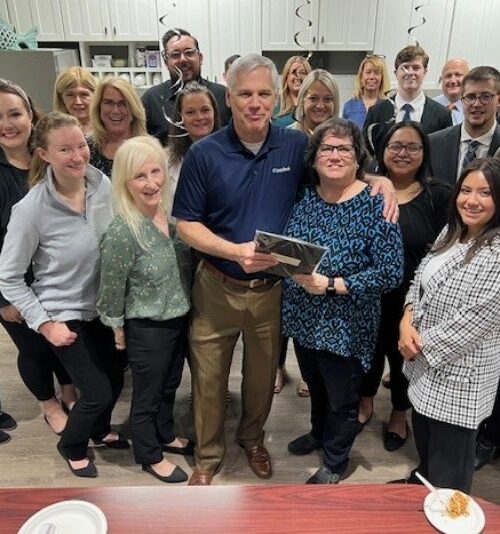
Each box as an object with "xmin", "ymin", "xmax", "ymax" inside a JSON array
[
  {"xmin": 28, "ymin": 112, "xmax": 81, "ymax": 188},
  {"xmin": 53, "ymin": 67, "xmax": 97, "ymax": 113},
  {"xmin": 353, "ymin": 56, "xmax": 390, "ymax": 99},
  {"xmin": 90, "ymin": 77, "xmax": 147, "ymax": 152},
  {"xmin": 111, "ymin": 135, "xmax": 170, "ymax": 251},
  {"xmin": 277, "ymin": 56, "xmax": 312, "ymax": 117},
  {"xmin": 295, "ymin": 69, "xmax": 340, "ymax": 131}
]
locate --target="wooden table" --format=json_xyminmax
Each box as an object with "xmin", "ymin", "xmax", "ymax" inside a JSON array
[{"xmin": 1, "ymin": 484, "xmax": 499, "ymax": 533}]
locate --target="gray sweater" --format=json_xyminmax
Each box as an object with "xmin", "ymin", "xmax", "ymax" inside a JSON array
[{"xmin": 0, "ymin": 165, "xmax": 113, "ymax": 331}]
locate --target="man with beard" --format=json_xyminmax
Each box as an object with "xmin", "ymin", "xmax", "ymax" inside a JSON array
[
  {"xmin": 434, "ymin": 58, "xmax": 470, "ymax": 125},
  {"xmin": 364, "ymin": 45, "xmax": 452, "ymax": 156},
  {"xmin": 142, "ymin": 28, "xmax": 231, "ymax": 138},
  {"xmin": 429, "ymin": 66, "xmax": 500, "ymax": 185}
]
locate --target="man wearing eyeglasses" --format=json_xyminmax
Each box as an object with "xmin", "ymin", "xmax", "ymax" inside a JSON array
[
  {"xmin": 429, "ymin": 66, "xmax": 500, "ymax": 185},
  {"xmin": 364, "ymin": 45, "xmax": 452, "ymax": 156},
  {"xmin": 141, "ymin": 27, "xmax": 231, "ymax": 138}
]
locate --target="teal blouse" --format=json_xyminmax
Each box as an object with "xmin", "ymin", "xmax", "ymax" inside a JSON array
[{"xmin": 97, "ymin": 215, "xmax": 191, "ymax": 327}]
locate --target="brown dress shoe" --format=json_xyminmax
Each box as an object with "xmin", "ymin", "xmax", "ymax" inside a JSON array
[
  {"xmin": 245, "ymin": 445, "xmax": 272, "ymax": 479},
  {"xmin": 188, "ymin": 470, "xmax": 213, "ymax": 486}
]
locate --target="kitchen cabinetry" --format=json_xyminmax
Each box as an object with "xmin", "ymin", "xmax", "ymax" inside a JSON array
[
  {"xmin": 60, "ymin": 0, "xmax": 158, "ymax": 42},
  {"xmin": 0, "ymin": 0, "xmax": 10, "ymax": 24},
  {"xmin": 6, "ymin": 0, "xmax": 65, "ymax": 41},
  {"xmin": 262, "ymin": 0, "xmax": 377, "ymax": 51}
]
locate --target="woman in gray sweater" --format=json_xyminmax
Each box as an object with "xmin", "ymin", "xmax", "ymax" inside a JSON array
[{"xmin": 0, "ymin": 112, "xmax": 127, "ymax": 477}]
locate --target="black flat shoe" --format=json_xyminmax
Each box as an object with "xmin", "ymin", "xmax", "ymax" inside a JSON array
[
  {"xmin": 0, "ymin": 429, "xmax": 12, "ymax": 444},
  {"xmin": 0, "ymin": 412, "xmax": 17, "ymax": 431},
  {"xmin": 162, "ymin": 438, "xmax": 195, "ymax": 456},
  {"xmin": 288, "ymin": 433, "xmax": 322, "ymax": 455},
  {"xmin": 44, "ymin": 415, "xmax": 64, "ymax": 436},
  {"xmin": 306, "ymin": 466, "xmax": 341, "ymax": 484},
  {"xmin": 384, "ymin": 424, "xmax": 408, "ymax": 452},
  {"xmin": 142, "ymin": 464, "xmax": 188, "ymax": 483},
  {"xmin": 355, "ymin": 413, "xmax": 373, "ymax": 435},
  {"xmin": 57, "ymin": 441, "xmax": 97, "ymax": 478},
  {"xmin": 92, "ymin": 432, "xmax": 130, "ymax": 449}
]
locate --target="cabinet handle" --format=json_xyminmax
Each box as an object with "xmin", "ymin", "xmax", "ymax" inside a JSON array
[
  {"xmin": 104, "ymin": 26, "xmax": 108, "ymax": 35},
  {"xmin": 321, "ymin": 36, "xmax": 324, "ymax": 44},
  {"xmin": 312, "ymin": 36, "xmax": 316, "ymax": 44},
  {"xmin": 113, "ymin": 27, "xmax": 116, "ymax": 35}
]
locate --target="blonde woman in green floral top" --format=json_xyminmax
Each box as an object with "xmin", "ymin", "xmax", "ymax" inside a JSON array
[{"xmin": 97, "ymin": 136, "xmax": 192, "ymax": 484}]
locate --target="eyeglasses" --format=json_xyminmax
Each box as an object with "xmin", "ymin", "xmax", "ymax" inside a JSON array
[
  {"xmin": 365, "ymin": 54, "xmax": 386, "ymax": 60},
  {"xmin": 101, "ymin": 99, "xmax": 128, "ymax": 111},
  {"xmin": 386, "ymin": 142, "xmax": 423, "ymax": 155},
  {"xmin": 162, "ymin": 48, "xmax": 199, "ymax": 61},
  {"xmin": 461, "ymin": 92, "xmax": 496, "ymax": 106},
  {"xmin": 317, "ymin": 143, "xmax": 355, "ymax": 158},
  {"xmin": 305, "ymin": 95, "xmax": 335, "ymax": 105}
]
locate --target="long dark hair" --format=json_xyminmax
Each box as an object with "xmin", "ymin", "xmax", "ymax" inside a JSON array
[
  {"xmin": 376, "ymin": 121, "xmax": 431, "ymax": 185},
  {"xmin": 167, "ymin": 82, "xmax": 220, "ymax": 165},
  {"xmin": 433, "ymin": 158, "xmax": 500, "ymax": 262}
]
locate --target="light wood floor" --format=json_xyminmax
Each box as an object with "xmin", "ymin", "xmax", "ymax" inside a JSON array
[{"xmin": 0, "ymin": 326, "xmax": 498, "ymax": 504}]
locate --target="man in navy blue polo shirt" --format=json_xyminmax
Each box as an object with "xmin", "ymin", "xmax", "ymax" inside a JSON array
[{"xmin": 173, "ymin": 54, "xmax": 308, "ymax": 485}]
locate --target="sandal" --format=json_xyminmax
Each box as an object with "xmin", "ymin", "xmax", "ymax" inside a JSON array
[
  {"xmin": 296, "ymin": 380, "xmax": 310, "ymax": 397},
  {"xmin": 274, "ymin": 367, "xmax": 288, "ymax": 394}
]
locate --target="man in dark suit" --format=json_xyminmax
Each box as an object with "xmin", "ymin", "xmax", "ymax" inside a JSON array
[
  {"xmin": 142, "ymin": 27, "xmax": 231, "ymax": 139},
  {"xmin": 364, "ymin": 45, "xmax": 452, "ymax": 156},
  {"xmin": 429, "ymin": 66, "xmax": 500, "ymax": 185}
]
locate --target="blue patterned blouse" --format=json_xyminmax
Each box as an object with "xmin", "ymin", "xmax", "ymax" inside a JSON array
[{"xmin": 281, "ymin": 185, "xmax": 403, "ymax": 371}]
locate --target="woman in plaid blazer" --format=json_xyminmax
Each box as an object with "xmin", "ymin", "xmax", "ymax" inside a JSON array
[{"xmin": 399, "ymin": 157, "xmax": 500, "ymax": 493}]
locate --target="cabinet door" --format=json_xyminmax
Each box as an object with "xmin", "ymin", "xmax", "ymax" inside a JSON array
[
  {"xmin": 262, "ymin": 0, "xmax": 320, "ymax": 51},
  {"xmin": 109, "ymin": 0, "xmax": 159, "ymax": 41},
  {"xmin": 60, "ymin": 0, "xmax": 111, "ymax": 41},
  {"xmin": 318, "ymin": 0, "xmax": 377, "ymax": 50},
  {"xmin": 0, "ymin": 0, "xmax": 10, "ymax": 23},
  {"xmin": 449, "ymin": 0, "xmax": 500, "ymax": 68},
  {"xmin": 209, "ymin": 0, "xmax": 261, "ymax": 83},
  {"xmin": 6, "ymin": 0, "xmax": 65, "ymax": 41}
]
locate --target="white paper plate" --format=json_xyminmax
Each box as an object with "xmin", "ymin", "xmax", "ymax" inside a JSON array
[
  {"xmin": 424, "ymin": 488, "xmax": 485, "ymax": 534},
  {"xmin": 18, "ymin": 500, "xmax": 107, "ymax": 534}
]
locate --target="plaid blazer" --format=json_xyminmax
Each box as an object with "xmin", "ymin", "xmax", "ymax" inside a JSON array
[{"xmin": 404, "ymin": 234, "xmax": 500, "ymax": 429}]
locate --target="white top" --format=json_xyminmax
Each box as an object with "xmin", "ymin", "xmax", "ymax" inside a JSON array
[
  {"xmin": 420, "ymin": 241, "xmax": 465, "ymax": 292},
  {"xmin": 395, "ymin": 91, "xmax": 426, "ymax": 123}
]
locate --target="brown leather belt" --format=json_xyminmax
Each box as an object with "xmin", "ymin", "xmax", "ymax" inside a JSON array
[{"xmin": 202, "ymin": 260, "xmax": 275, "ymax": 289}]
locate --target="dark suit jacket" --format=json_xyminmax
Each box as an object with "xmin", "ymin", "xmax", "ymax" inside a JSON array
[
  {"xmin": 364, "ymin": 96, "xmax": 452, "ymax": 157},
  {"xmin": 428, "ymin": 124, "xmax": 500, "ymax": 185}
]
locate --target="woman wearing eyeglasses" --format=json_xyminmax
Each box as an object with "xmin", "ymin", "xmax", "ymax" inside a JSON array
[
  {"xmin": 87, "ymin": 77, "xmax": 147, "ymax": 178},
  {"xmin": 289, "ymin": 69, "xmax": 340, "ymax": 137},
  {"xmin": 281, "ymin": 118, "xmax": 403, "ymax": 484},
  {"xmin": 357, "ymin": 121, "xmax": 452, "ymax": 451},
  {"xmin": 342, "ymin": 56, "xmax": 390, "ymax": 129},
  {"xmin": 273, "ymin": 56, "xmax": 311, "ymax": 128}
]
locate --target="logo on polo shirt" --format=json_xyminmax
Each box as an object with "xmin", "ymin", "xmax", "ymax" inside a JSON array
[{"xmin": 272, "ymin": 166, "xmax": 291, "ymax": 174}]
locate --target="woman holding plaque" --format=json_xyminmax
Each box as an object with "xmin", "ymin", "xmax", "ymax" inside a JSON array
[{"xmin": 281, "ymin": 117, "xmax": 403, "ymax": 484}]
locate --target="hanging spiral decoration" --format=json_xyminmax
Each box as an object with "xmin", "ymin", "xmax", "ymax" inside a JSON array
[
  {"xmin": 407, "ymin": 2, "xmax": 430, "ymax": 47},
  {"xmin": 293, "ymin": 0, "xmax": 314, "ymax": 61}
]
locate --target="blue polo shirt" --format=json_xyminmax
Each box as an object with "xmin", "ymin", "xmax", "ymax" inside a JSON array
[{"xmin": 172, "ymin": 120, "xmax": 308, "ymax": 279}]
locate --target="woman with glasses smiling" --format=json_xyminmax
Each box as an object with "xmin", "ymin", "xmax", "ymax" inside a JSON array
[
  {"xmin": 273, "ymin": 56, "xmax": 311, "ymax": 128},
  {"xmin": 357, "ymin": 121, "xmax": 452, "ymax": 451},
  {"xmin": 281, "ymin": 118, "xmax": 403, "ymax": 484},
  {"xmin": 88, "ymin": 77, "xmax": 147, "ymax": 178}
]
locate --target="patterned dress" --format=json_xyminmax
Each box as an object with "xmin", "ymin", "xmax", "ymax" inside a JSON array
[{"xmin": 282, "ymin": 185, "xmax": 403, "ymax": 371}]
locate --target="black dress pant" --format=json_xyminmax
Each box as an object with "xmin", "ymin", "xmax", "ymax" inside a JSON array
[
  {"xmin": 0, "ymin": 316, "xmax": 72, "ymax": 401},
  {"xmin": 295, "ymin": 343, "xmax": 363, "ymax": 475},
  {"xmin": 360, "ymin": 293, "xmax": 411, "ymax": 411},
  {"xmin": 126, "ymin": 315, "xmax": 187, "ymax": 465},
  {"xmin": 52, "ymin": 319, "xmax": 125, "ymax": 460},
  {"xmin": 412, "ymin": 409, "xmax": 477, "ymax": 493}
]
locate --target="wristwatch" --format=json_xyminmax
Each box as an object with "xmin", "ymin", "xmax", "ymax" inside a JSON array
[{"xmin": 326, "ymin": 277, "xmax": 336, "ymax": 294}]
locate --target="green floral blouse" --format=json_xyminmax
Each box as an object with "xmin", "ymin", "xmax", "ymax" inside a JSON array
[{"xmin": 97, "ymin": 215, "xmax": 191, "ymax": 327}]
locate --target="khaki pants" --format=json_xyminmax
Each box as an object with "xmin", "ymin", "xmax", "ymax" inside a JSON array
[{"xmin": 190, "ymin": 266, "xmax": 281, "ymax": 473}]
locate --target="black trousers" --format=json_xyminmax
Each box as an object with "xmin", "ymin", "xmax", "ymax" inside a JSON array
[
  {"xmin": 479, "ymin": 381, "xmax": 500, "ymax": 445},
  {"xmin": 412, "ymin": 409, "xmax": 477, "ymax": 493},
  {"xmin": 295, "ymin": 343, "xmax": 363, "ymax": 475},
  {"xmin": 360, "ymin": 294, "xmax": 411, "ymax": 411},
  {"xmin": 126, "ymin": 316, "xmax": 187, "ymax": 465},
  {"xmin": 0, "ymin": 316, "xmax": 72, "ymax": 401},
  {"xmin": 52, "ymin": 319, "xmax": 125, "ymax": 460}
]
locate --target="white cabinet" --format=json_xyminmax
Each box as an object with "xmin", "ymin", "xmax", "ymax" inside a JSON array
[
  {"xmin": 0, "ymin": 0, "xmax": 10, "ymax": 23},
  {"xmin": 6, "ymin": 0, "xmax": 65, "ymax": 41},
  {"xmin": 61, "ymin": 0, "xmax": 158, "ymax": 42},
  {"xmin": 373, "ymin": 0, "xmax": 455, "ymax": 90},
  {"xmin": 448, "ymin": 0, "xmax": 500, "ymax": 68},
  {"xmin": 262, "ymin": 0, "xmax": 377, "ymax": 51}
]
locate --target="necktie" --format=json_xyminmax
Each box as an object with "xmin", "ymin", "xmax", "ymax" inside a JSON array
[
  {"xmin": 401, "ymin": 103, "xmax": 413, "ymax": 122},
  {"xmin": 462, "ymin": 140, "xmax": 480, "ymax": 170}
]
